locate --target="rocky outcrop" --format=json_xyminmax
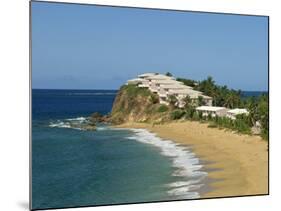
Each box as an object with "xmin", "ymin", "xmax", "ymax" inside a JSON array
[
  {"xmin": 89, "ymin": 112, "xmax": 110, "ymax": 123},
  {"xmin": 109, "ymin": 84, "xmax": 171, "ymax": 124}
]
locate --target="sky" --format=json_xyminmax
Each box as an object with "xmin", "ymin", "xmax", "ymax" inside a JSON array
[{"xmin": 31, "ymin": 1, "xmax": 268, "ymax": 91}]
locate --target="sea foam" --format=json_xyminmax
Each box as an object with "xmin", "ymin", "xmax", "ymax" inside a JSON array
[
  {"xmin": 49, "ymin": 117, "xmax": 109, "ymax": 131},
  {"xmin": 49, "ymin": 117, "xmax": 88, "ymax": 130},
  {"xmin": 126, "ymin": 128, "xmax": 207, "ymax": 199}
]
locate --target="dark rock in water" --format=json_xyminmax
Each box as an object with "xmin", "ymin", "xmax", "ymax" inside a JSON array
[
  {"xmin": 68, "ymin": 121, "xmax": 96, "ymax": 131},
  {"xmin": 101, "ymin": 115, "xmax": 110, "ymax": 123},
  {"xmin": 89, "ymin": 112, "xmax": 110, "ymax": 123}
]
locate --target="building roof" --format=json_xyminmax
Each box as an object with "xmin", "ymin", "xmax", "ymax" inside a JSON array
[
  {"xmin": 137, "ymin": 73, "xmax": 158, "ymax": 78},
  {"xmin": 127, "ymin": 78, "xmax": 143, "ymax": 82},
  {"xmin": 196, "ymin": 106, "xmax": 227, "ymax": 112},
  {"xmin": 127, "ymin": 78, "xmax": 145, "ymax": 83},
  {"xmin": 152, "ymin": 79, "xmax": 181, "ymax": 85},
  {"xmin": 227, "ymin": 108, "xmax": 249, "ymax": 115},
  {"xmin": 170, "ymin": 89, "xmax": 202, "ymax": 95},
  {"xmin": 160, "ymin": 84, "xmax": 192, "ymax": 89},
  {"xmin": 146, "ymin": 74, "xmax": 175, "ymax": 80}
]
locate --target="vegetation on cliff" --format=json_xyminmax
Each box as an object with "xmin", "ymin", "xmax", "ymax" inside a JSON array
[{"xmin": 110, "ymin": 84, "xmax": 172, "ymax": 124}]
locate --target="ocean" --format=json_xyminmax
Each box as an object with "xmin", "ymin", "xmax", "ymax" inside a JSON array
[
  {"xmin": 241, "ymin": 91, "xmax": 268, "ymax": 98},
  {"xmin": 32, "ymin": 89, "xmax": 207, "ymax": 209}
]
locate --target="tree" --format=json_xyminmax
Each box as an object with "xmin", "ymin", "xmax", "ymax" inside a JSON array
[
  {"xmin": 223, "ymin": 91, "xmax": 240, "ymax": 108},
  {"xmin": 246, "ymin": 97, "xmax": 259, "ymax": 126},
  {"xmin": 210, "ymin": 86, "xmax": 219, "ymax": 106},
  {"xmin": 196, "ymin": 76, "xmax": 216, "ymax": 97},
  {"xmin": 197, "ymin": 96, "xmax": 206, "ymax": 106},
  {"xmin": 165, "ymin": 72, "xmax": 173, "ymax": 77},
  {"xmin": 216, "ymin": 85, "xmax": 228, "ymax": 106},
  {"xmin": 176, "ymin": 77, "xmax": 197, "ymax": 87}
]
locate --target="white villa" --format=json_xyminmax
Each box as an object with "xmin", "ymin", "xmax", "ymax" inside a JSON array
[
  {"xmin": 127, "ymin": 73, "xmax": 212, "ymax": 107},
  {"xmin": 195, "ymin": 106, "xmax": 249, "ymax": 119},
  {"xmin": 196, "ymin": 106, "xmax": 229, "ymax": 117},
  {"xmin": 226, "ymin": 108, "xmax": 249, "ymax": 120}
]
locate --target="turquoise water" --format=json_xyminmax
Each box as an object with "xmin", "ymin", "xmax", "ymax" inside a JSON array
[{"xmin": 32, "ymin": 89, "xmax": 207, "ymax": 210}]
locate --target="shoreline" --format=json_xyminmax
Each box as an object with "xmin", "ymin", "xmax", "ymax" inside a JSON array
[{"xmin": 114, "ymin": 121, "xmax": 268, "ymax": 198}]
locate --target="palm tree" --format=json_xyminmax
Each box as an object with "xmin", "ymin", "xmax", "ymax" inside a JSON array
[
  {"xmin": 223, "ymin": 91, "xmax": 240, "ymax": 108},
  {"xmin": 246, "ymin": 97, "xmax": 259, "ymax": 126},
  {"xmin": 197, "ymin": 96, "xmax": 206, "ymax": 106},
  {"xmin": 165, "ymin": 72, "xmax": 173, "ymax": 77},
  {"xmin": 209, "ymin": 86, "xmax": 219, "ymax": 106},
  {"xmin": 197, "ymin": 76, "xmax": 216, "ymax": 97},
  {"xmin": 206, "ymin": 76, "xmax": 215, "ymax": 86},
  {"xmin": 216, "ymin": 85, "xmax": 228, "ymax": 106}
]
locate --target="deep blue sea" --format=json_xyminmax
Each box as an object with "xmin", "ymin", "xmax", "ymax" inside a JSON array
[
  {"xmin": 32, "ymin": 89, "xmax": 207, "ymax": 209},
  {"xmin": 241, "ymin": 91, "xmax": 268, "ymax": 98}
]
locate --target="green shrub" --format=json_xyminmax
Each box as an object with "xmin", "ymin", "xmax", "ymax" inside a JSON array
[
  {"xmin": 184, "ymin": 106, "xmax": 196, "ymax": 119},
  {"xmin": 233, "ymin": 119, "xmax": 251, "ymax": 134},
  {"xmin": 198, "ymin": 111, "xmax": 203, "ymax": 119},
  {"xmin": 261, "ymin": 129, "xmax": 269, "ymax": 141},
  {"xmin": 157, "ymin": 105, "xmax": 169, "ymax": 113},
  {"xmin": 123, "ymin": 84, "xmax": 151, "ymax": 97},
  {"xmin": 211, "ymin": 116, "xmax": 251, "ymax": 135},
  {"xmin": 170, "ymin": 109, "xmax": 185, "ymax": 120},
  {"xmin": 192, "ymin": 112, "xmax": 200, "ymax": 121}
]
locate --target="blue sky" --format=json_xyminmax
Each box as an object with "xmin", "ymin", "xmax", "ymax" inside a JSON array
[{"xmin": 31, "ymin": 1, "xmax": 268, "ymax": 91}]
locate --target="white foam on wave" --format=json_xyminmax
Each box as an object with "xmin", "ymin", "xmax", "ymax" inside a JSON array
[
  {"xmin": 66, "ymin": 117, "xmax": 87, "ymax": 121},
  {"xmin": 49, "ymin": 121, "xmax": 72, "ymax": 128},
  {"xmin": 96, "ymin": 126, "xmax": 108, "ymax": 131},
  {"xmin": 49, "ymin": 117, "xmax": 110, "ymax": 132},
  {"xmin": 49, "ymin": 117, "xmax": 88, "ymax": 130},
  {"xmin": 127, "ymin": 128, "xmax": 207, "ymax": 199},
  {"xmin": 166, "ymin": 179, "xmax": 201, "ymax": 188},
  {"xmin": 167, "ymin": 184, "xmax": 203, "ymax": 196}
]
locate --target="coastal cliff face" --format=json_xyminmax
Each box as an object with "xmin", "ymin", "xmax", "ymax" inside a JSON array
[{"xmin": 110, "ymin": 84, "xmax": 171, "ymax": 124}]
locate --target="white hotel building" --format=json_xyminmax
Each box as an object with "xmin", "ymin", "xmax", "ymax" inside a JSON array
[
  {"xmin": 127, "ymin": 73, "xmax": 249, "ymax": 119},
  {"xmin": 127, "ymin": 73, "xmax": 212, "ymax": 107}
]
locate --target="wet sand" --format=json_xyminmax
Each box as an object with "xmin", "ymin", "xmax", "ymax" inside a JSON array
[{"xmin": 115, "ymin": 121, "xmax": 268, "ymax": 198}]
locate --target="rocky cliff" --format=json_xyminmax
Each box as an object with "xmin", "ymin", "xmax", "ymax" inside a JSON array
[{"xmin": 110, "ymin": 84, "xmax": 171, "ymax": 124}]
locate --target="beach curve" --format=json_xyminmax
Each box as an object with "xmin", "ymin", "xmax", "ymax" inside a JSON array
[{"xmin": 114, "ymin": 121, "xmax": 268, "ymax": 198}]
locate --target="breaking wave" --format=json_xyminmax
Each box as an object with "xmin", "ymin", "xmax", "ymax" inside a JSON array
[
  {"xmin": 49, "ymin": 117, "xmax": 109, "ymax": 131},
  {"xmin": 49, "ymin": 117, "xmax": 90, "ymax": 131},
  {"xmin": 127, "ymin": 128, "xmax": 207, "ymax": 199}
]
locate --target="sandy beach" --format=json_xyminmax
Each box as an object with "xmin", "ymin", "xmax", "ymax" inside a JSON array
[{"xmin": 115, "ymin": 121, "xmax": 268, "ymax": 198}]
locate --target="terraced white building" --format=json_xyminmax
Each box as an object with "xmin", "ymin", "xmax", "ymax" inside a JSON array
[{"xmin": 127, "ymin": 73, "xmax": 213, "ymax": 107}]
